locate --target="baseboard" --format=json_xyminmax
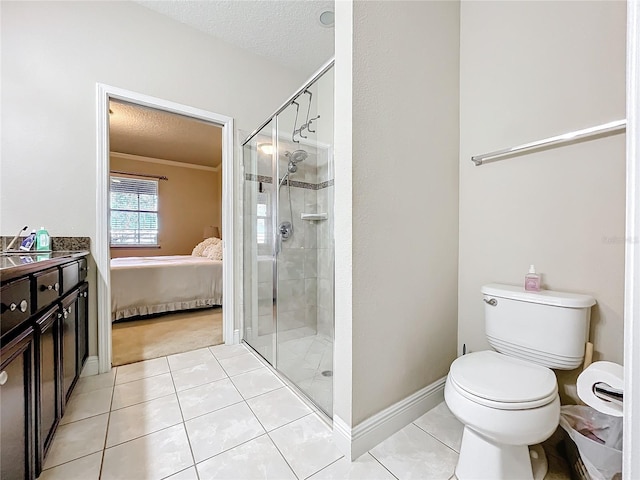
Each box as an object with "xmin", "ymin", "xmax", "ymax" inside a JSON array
[
  {"xmin": 334, "ymin": 376, "xmax": 446, "ymax": 460},
  {"xmin": 80, "ymin": 356, "xmax": 100, "ymax": 377}
]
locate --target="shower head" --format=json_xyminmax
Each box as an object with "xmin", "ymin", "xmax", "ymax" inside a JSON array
[{"xmin": 285, "ymin": 149, "xmax": 308, "ymax": 164}]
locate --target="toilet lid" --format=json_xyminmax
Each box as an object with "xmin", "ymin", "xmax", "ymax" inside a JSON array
[{"xmin": 449, "ymin": 351, "xmax": 557, "ymax": 406}]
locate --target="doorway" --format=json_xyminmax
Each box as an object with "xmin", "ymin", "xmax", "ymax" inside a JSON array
[
  {"xmin": 108, "ymin": 99, "xmax": 224, "ymax": 365},
  {"xmin": 96, "ymin": 85, "xmax": 236, "ymax": 373}
]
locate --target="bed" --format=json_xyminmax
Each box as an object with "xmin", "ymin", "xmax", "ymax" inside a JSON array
[{"xmin": 110, "ymin": 255, "xmax": 223, "ymax": 321}]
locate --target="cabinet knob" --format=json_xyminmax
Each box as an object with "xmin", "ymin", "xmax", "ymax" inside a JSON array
[
  {"xmin": 42, "ymin": 282, "xmax": 60, "ymax": 292},
  {"xmin": 19, "ymin": 299, "xmax": 28, "ymax": 312},
  {"xmin": 9, "ymin": 302, "xmax": 17, "ymax": 311},
  {"xmin": 63, "ymin": 308, "xmax": 69, "ymax": 319},
  {"xmin": 0, "ymin": 371, "xmax": 8, "ymax": 386}
]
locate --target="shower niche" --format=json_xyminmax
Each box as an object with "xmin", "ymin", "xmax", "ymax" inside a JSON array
[{"xmin": 242, "ymin": 61, "xmax": 334, "ymax": 415}]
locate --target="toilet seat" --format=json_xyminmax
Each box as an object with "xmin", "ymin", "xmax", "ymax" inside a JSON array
[{"xmin": 449, "ymin": 351, "xmax": 558, "ymax": 410}]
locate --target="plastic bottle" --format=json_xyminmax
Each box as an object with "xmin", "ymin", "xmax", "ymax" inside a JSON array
[
  {"xmin": 19, "ymin": 230, "xmax": 37, "ymax": 251},
  {"xmin": 524, "ymin": 264, "xmax": 541, "ymax": 292},
  {"xmin": 36, "ymin": 227, "xmax": 50, "ymax": 251}
]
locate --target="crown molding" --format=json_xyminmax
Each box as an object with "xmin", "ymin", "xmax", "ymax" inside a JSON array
[{"xmin": 110, "ymin": 151, "xmax": 221, "ymax": 172}]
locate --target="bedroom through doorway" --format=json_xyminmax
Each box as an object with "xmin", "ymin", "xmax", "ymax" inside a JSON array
[{"xmin": 108, "ymin": 99, "xmax": 224, "ymax": 366}]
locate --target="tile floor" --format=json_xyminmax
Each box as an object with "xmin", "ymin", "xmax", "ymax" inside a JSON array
[
  {"xmin": 249, "ymin": 326, "xmax": 334, "ymax": 415},
  {"xmin": 38, "ymin": 343, "xmax": 569, "ymax": 480}
]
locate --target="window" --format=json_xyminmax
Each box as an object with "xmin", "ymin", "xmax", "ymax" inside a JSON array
[
  {"xmin": 256, "ymin": 191, "xmax": 269, "ymax": 244},
  {"xmin": 110, "ymin": 176, "xmax": 159, "ymax": 246}
]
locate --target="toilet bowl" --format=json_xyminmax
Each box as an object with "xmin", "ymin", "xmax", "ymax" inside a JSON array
[
  {"xmin": 445, "ymin": 351, "xmax": 560, "ymax": 480},
  {"xmin": 445, "ymin": 284, "xmax": 595, "ymax": 480}
]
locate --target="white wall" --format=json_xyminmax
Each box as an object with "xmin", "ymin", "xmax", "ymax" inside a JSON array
[
  {"xmin": 334, "ymin": 0, "xmax": 460, "ymax": 433},
  {"xmin": 458, "ymin": 1, "xmax": 626, "ymax": 401},
  {"xmin": 0, "ymin": 1, "xmax": 306, "ymax": 355}
]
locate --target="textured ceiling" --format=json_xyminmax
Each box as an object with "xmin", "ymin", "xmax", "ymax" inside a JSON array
[
  {"xmin": 109, "ymin": 100, "xmax": 223, "ymax": 168},
  {"xmin": 135, "ymin": 0, "xmax": 335, "ymax": 74}
]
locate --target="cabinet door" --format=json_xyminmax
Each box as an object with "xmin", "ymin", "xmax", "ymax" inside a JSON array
[
  {"xmin": 35, "ymin": 306, "xmax": 60, "ymax": 475},
  {"xmin": 76, "ymin": 284, "xmax": 88, "ymax": 373},
  {"xmin": 60, "ymin": 293, "xmax": 77, "ymax": 405},
  {"xmin": 1, "ymin": 327, "xmax": 35, "ymax": 480}
]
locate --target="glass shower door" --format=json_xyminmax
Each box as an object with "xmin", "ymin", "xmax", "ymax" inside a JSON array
[
  {"xmin": 242, "ymin": 61, "xmax": 335, "ymax": 417},
  {"xmin": 242, "ymin": 120, "xmax": 276, "ymax": 364},
  {"xmin": 275, "ymin": 73, "xmax": 334, "ymax": 415}
]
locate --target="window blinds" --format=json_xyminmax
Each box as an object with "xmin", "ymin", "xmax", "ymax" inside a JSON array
[{"xmin": 110, "ymin": 176, "xmax": 159, "ymax": 245}]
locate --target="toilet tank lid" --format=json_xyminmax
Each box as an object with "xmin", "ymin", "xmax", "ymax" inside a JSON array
[{"xmin": 481, "ymin": 284, "xmax": 596, "ymax": 308}]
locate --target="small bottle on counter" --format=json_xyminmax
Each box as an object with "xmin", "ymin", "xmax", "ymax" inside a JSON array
[
  {"xmin": 36, "ymin": 227, "xmax": 50, "ymax": 251},
  {"xmin": 524, "ymin": 264, "xmax": 541, "ymax": 292},
  {"xmin": 19, "ymin": 230, "xmax": 37, "ymax": 251}
]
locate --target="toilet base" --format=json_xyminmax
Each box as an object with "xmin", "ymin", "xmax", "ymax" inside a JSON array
[{"xmin": 456, "ymin": 427, "xmax": 548, "ymax": 480}]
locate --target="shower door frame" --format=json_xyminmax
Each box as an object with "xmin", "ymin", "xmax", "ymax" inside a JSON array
[{"xmin": 241, "ymin": 57, "xmax": 335, "ymax": 415}]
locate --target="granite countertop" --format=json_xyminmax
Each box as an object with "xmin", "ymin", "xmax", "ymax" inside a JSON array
[{"xmin": 0, "ymin": 250, "xmax": 90, "ymax": 283}]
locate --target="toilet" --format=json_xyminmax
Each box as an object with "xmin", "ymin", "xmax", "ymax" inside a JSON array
[{"xmin": 445, "ymin": 284, "xmax": 595, "ymax": 480}]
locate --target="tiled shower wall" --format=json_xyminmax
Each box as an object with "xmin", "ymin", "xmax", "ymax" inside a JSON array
[{"xmin": 250, "ymin": 145, "xmax": 333, "ymax": 341}]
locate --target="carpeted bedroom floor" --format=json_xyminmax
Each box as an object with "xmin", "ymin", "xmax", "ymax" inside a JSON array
[{"xmin": 111, "ymin": 307, "xmax": 223, "ymax": 366}]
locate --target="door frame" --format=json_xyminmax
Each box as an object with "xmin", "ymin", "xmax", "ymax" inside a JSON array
[
  {"xmin": 96, "ymin": 84, "xmax": 236, "ymax": 374},
  {"xmin": 624, "ymin": 1, "xmax": 640, "ymax": 477}
]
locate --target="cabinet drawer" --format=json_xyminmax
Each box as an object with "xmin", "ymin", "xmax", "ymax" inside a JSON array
[
  {"xmin": 1, "ymin": 278, "xmax": 31, "ymax": 337},
  {"xmin": 61, "ymin": 262, "xmax": 79, "ymax": 296},
  {"xmin": 35, "ymin": 269, "xmax": 60, "ymax": 311}
]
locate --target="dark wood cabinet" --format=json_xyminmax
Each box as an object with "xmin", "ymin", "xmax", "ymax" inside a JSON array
[
  {"xmin": 0, "ymin": 253, "xmax": 89, "ymax": 480},
  {"xmin": 60, "ymin": 291, "xmax": 78, "ymax": 404},
  {"xmin": 0, "ymin": 326, "xmax": 35, "ymax": 480},
  {"xmin": 76, "ymin": 283, "xmax": 89, "ymax": 376},
  {"xmin": 34, "ymin": 305, "xmax": 61, "ymax": 474}
]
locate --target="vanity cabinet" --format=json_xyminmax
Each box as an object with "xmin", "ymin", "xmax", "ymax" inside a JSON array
[
  {"xmin": 60, "ymin": 291, "xmax": 78, "ymax": 404},
  {"xmin": 0, "ymin": 326, "xmax": 36, "ymax": 480},
  {"xmin": 0, "ymin": 253, "xmax": 89, "ymax": 480},
  {"xmin": 34, "ymin": 305, "xmax": 61, "ymax": 473}
]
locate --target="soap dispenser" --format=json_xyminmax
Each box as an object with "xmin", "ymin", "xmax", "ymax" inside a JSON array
[
  {"xmin": 36, "ymin": 227, "xmax": 50, "ymax": 251},
  {"xmin": 524, "ymin": 265, "xmax": 541, "ymax": 292}
]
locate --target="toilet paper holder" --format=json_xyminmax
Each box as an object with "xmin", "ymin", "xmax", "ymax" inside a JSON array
[{"xmin": 593, "ymin": 382, "xmax": 623, "ymax": 407}]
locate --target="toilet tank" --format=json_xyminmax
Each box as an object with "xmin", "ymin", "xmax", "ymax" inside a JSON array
[{"xmin": 482, "ymin": 284, "xmax": 596, "ymax": 370}]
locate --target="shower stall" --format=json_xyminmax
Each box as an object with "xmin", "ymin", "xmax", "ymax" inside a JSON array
[{"xmin": 242, "ymin": 59, "xmax": 334, "ymax": 415}]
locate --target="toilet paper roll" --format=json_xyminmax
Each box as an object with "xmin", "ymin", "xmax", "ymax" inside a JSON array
[{"xmin": 577, "ymin": 361, "xmax": 624, "ymax": 417}]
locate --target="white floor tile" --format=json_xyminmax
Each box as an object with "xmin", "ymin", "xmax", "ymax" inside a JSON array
[
  {"xmin": 230, "ymin": 367, "xmax": 284, "ymax": 399},
  {"xmin": 309, "ymin": 453, "xmax": 397, "ymax": 480},
  {"xmin": 167, "ymin": 347, "xmax": 215, "ymax": 371},
  {"xmin": 185, "ymin": 401, "xmax": 265, "ymax": 462},
  {"xmin": 111, "ymin": 372, "xmax": 175, "ymax": 410},
  {"xmin": 43, "ymin": 414, "xmax": 108, "ymax": 469},
  {"xmin": 165, "ymin": 467, "xmax": 199, "ymax": 480},
  {"xmin": 171, "ymin": 358, "xmax": 227, "ymax": 392},
  {"xmin": 177, "ymin": 378, "xmax": 243, "ymax": 420},
  {"xmin": 218, "ymin": 352, "xmax": 264, "ymax": 377},
  {"xmin": 106, "ymin": 394, "xmax": 183, "ymax": 447},
  {"xmin": 246, "ymin": 387, "xmax": 313, "ymax": 431},
  {"xmin": 269, "ymin": 413, "xmax": 343, "ymax": 479},
  {"xmin": 37, "ymin": 452, "xmax": 102, "ymax": 480},
  {"xmin": 210, "ymin": 343, "xmax": 249, "ymax": 360},
  {"xmin": 413, "ymin": 402, "xmax": 464, "ymax": 453},
  {"xmin": 74, "ymin": 369, "xmax": 116, "ymax": 394},
  {"xmin": 115, "ymin": 357, "xmax": 170, "ymax": 385},
  {"xmin": 60, "ymin": 386, "xmax": 113, "ymax": 425},
  {"xmin": 196, "ymin": 435, "xmax": 296, "ymax": 480},
  {"xmin": 101, "ymin": 424, "xmax": 193, "ymax": 480},
  {"xmin": 370, "ymin": 423, "xmax": 458, "ymax": 480}
]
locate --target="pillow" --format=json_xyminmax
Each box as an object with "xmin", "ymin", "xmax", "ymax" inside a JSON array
[
  {"xmin": 192, "ymin": 237, "xmax": 221, "ymax": 256},
  {"xmin": 203, "ymin": 242, "xmax": 223, "ymax": 261}
]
